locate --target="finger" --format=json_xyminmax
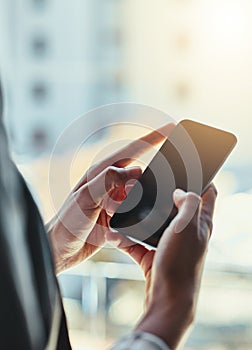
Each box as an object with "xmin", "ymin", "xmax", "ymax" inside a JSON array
[
  {"xmin": 108, "ymin": 186, "xmax": 127, "ymax": 202},
  {"xmin": 77, "ymin": 166, "xmax": 142, "ymax": 210},
  {"xmin": 74, "ymin": 123, "xmax": 176, "ymax": 191},
  {"xmin": 104, "ymin": 183, "xmax": 136, "ymax": 216},
  {"xmin": 172, "ymin": 189, "xmax": 201, "ymax": 234},
  {"xmin": 106, "ymin": 229, "xmax": 155, "ymax": 277},
  {"xmin": 108, "ymin": 181, "xmax": 135, "ymax": 202},
  {"xmin": 200, "ymin": 184, "xmax": 218, "ymax": 235},
  {"xmin": 83, "ymin": 209, "xmax": 109, "ymax": 247},
  {"xmin": 112, "ymin": 122, "xmax": 176, "ymax": 168}
]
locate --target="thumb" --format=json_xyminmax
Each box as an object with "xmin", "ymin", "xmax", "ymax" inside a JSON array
[
  {"xmin": 173, "ymin": 188, "xmax": 188, "ymax": 209},
  {"xmin": 172, "ymin": 189, "xmax": 201, "ymax": 233},
  {"xmin": 78, "ymin": 166, "xmax": 142, "ymax": 209}
]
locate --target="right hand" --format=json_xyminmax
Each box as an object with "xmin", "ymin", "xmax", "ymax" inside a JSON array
[{"xmin": 106, "ymin": 184, "xmax": 217, "ymax": 349}]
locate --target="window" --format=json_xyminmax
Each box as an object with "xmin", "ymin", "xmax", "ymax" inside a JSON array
[
  {"xmin": 32, "ymin": 0, "xmax": 47, "ymax": 9},
  {"xmin": 31, "ymin": 36, "xmax": 48, "ymax": 57},
  {"xmin": 175, "ymin": 81, "xmax": 190, "ymax": 101},
  {"xmin": 30, "ymin": 82, "xmax": 49, "ymax": 103},
  {"xmin": 31, "ymin": 127, "xmax": 49, "ymax": 152}
]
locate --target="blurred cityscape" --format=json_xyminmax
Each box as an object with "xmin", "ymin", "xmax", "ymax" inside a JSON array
[{"xmin": 0, "ymin": 0, "xmax": 252, "ymax": 349}]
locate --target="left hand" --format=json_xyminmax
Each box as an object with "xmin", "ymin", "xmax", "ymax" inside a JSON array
[{"xmin": 47, "ymin": 123, "xmax": 175, "ymax": 274}]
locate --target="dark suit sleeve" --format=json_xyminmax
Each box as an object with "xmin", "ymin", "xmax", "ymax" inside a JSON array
[{"xmin": 0, "ymin": 118, "xmax": 71, "ymax": 349}]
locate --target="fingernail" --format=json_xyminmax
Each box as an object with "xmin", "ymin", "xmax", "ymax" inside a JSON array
[
  {"xmin": 107, "ymin": 239, "xmax": 121, "ymax": 247},
  {"xmin": 127, "ymin": 166, "xmax": 141, "ymax": 171},
  {"xmin": 174, "ymin": 188, "xmax": 185, "ymax": 197}
]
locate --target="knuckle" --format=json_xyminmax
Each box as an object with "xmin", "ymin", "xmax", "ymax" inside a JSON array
[
  {"xmin": 106, "ymin": 165, "xmax": 118, "ymax": 178},
  {"xmin": 106, "ymin": 165, "xmax": 116, "ymax": 174},
  {"xmin": 187, "ymin": 192, "xmax": 201, "ymax": 204},
  {"xmin": 106, "ymin": 166, "xmax": 126, "ymax": 184},
  {"xmin": 190, "ymin": 214, "xmax": 199, "ymax": 229},
  {"xmin": 125, "ymin": 245, "xmax": 135, "ymax": 256},
  {"xmin": 74, "ymin": 189, "xmax": 84, "ymax": 206},
  {"xmin": 209, "ymin": 183, "xmax": 218, "ymax": 196},
  {"xmin": 204, "ymin": 213, "xmax": 213, "ymax": 232},
  {"xmin": 105, "ymin": 166, "xmax": 121, "ymax": 186},
  {"xmin": 188, "ymin": 309, "xmax": 195, "ymax": 326},
  {"xmin": 85, "ymin": 165, "xmax": 96, "ymax": 181}
]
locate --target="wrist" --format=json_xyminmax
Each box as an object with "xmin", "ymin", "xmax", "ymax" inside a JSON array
[
  {"xmin": 47, "ymin": 228, "xmax": 63, "ymax": 274},
  {"xmin": 136, "ymin": 288, "xmax": 195, "ymax": 349},
  {"xmin": 47, "ymin": 226, "xmax": 70, "ymax": 275}
]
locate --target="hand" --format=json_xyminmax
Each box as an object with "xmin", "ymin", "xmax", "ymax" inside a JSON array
[
  {"xmin": 47, "ymin": 123, "xmax": 175, "ymax": 274},
  {"xmin": 106, "ymin": 184, "xmax": 217, "ymax": 349}
]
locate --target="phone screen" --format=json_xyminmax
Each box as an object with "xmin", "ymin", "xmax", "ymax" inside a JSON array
[{"xmin": 110, "ymin": 119, "xmax": 237, "ymax": 247}]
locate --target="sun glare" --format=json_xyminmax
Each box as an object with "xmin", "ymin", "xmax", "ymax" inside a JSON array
[{"xmin": 202, "ymin": 0, "xmax": 249, "ymax": 48}]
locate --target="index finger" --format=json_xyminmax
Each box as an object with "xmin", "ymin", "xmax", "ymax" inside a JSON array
[
  {"xmin": 106, "ymin": 229, "xmax": 155, "ymax": 277},
  {"xmin": 112, "ymin": 122, "xmax": 176, "ymax": 168},
  {"xmin": 200, "ymin": 184, "xmax": 218, "ymax": 235},
  {"xmin": 75, "ymin": 122, "xmax": 176, "ymax": 191}
]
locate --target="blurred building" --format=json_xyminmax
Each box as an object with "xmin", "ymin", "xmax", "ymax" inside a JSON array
[
  {"xmin": 0, "ymin": 0, "xmax": 126, "ymax": 155},
  {"xmin": 1, "ymin": 0, "xmax": 251, "ymax": 165}
]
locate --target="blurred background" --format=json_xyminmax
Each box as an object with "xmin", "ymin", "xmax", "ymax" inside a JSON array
[{"xmin": 0, "ymin": 0, "xmax": 252, "ymax": 349}]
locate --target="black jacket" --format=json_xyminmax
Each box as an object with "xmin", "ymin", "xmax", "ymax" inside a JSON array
[{"xmin": 0, "ymin": 83, "xmax": 71, "ymax": 349}]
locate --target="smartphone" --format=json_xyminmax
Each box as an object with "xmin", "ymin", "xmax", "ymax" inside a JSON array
[{"xmin": 110, "ymin": 119, "xmax": 237, "ymax": 247}]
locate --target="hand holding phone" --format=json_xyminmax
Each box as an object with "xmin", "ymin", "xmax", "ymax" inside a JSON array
[{"xmin": 110, "ymin": 119, "xmax": 237, "ymax": 247}]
